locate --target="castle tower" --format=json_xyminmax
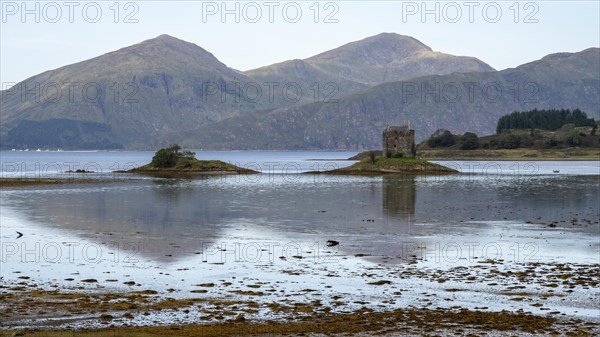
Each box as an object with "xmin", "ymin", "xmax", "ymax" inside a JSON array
[{"xmin": 382, "ymin": 125, "xmax": 416, "ymax": 157}]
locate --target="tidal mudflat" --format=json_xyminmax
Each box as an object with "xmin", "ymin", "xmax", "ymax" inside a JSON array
[{"xmin": 0, "ymin": 155, "xmax": 598, "ymax": 336}]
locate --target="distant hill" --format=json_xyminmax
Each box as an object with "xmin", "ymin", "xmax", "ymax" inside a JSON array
[
  {"xmin": 0, "ymin": 33, "xmax": 496, "ymax": 150},
  {"xmin": 1, "ymin": 34, "xmax": 597, "ymax": 151},
  {"xmin": 245, "ymin": 33, "xmax": 495, "ymax": 99},
  {"xmin": 177, "ymin": 48, "xmax": 600, "ymax": 150},
  {"xmin": 0, "ymin": 35, "xmax": 267, "ymax": 149}
]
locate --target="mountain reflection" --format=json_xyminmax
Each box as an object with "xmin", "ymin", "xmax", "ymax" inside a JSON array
[
  {"xmin": 8, "ymin": 177, "xmax": 233, "ymax": 262},
  {"xmin": 4, "ymin": 174, "xmax": 598, "ymax": 264}
]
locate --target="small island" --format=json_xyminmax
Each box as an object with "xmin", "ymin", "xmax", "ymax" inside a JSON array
[
  {"xmin": 322, "ymin": 126, "xmax": 458, "ymax": 175},
  {"xmin": 328, "ymin": 156, "xmax": 459, "ymax": 175},
  {"xmin": 124, "ymin": 144, "xmax": 257, "ymax": 175}
]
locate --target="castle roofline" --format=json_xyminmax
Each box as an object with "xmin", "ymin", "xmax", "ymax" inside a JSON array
[{"xmin": 384, "ymin": 125, "xmax": 412, "ymax": 133}]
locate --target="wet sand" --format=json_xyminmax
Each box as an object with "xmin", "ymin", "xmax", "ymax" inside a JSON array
[
  {"xmin": 1, "ymin": 256, "xmax": 598, "ymax": 336},
  {"xmin": 1, "ymin": 170, "xmax": 598, "ymax": 336}
]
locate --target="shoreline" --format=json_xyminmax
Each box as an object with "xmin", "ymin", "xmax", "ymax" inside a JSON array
[
  {"xmin": 423, "ymin": 156, "xmax": 600, "ymax": 161},
  {"xmin": 347, "ymin": 149, "xmax": 600, "ymax": 162},
  {"xmin": 117, "ymin": 170, "xmax": 257, "ymax": 176},
  {"xmin": 1, "ymin": 256, "xmax": 598, "ymax": 336},
  {"xmin": 0, "ymin": 178, "xmax": 118, "ymax": 188},
  {"xmin": 0, "ymin": 307, "xmax": 592, "ymax": 336},
  {"xmin": 418, "ymin": 148, "xmax": 600, "ymax": 161},
  {"xmin": 320, "ymin": 157, "xmax": 459, "ymax": 175}
]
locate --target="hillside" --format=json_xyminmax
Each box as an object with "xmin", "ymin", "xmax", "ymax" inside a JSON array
[
  {"xmin": 0, "ymin": 33, "xmax": 495, "ymax": 150},
  {"xmin": 417, "ymin": 124, "xmax": 600, "ymax": 159},
  {"xmin": 0, "ymin": 35, "xmax": 270, "ymax": 149},
  {"xmin": 1, "ymin": 35, "xmax": 597, "ymax": 151},
  {"xmin": 177, "ymin": 48, "xmax": 600, "ymax": 150},
  {"xmin": 245, "ymin": 33, "xmax": 495, "ymax": 98}
]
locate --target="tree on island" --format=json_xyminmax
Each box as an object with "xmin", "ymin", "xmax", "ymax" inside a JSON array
[{"xmin": 150, "ymin": 144, "xmax": 196, "ymax": 168}]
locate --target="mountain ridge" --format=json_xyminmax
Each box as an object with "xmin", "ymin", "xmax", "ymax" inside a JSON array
[
  {"xmin": 1, "ymin": 34, "xmax": 595, "ymax": 150},
  {"xmin": 176, "ymin": 48, "xmax": 600, "ymax": 150},
  {"xmin": 1, "ymin": 34, "xmax": 261, "ymax": 149},
  {"xmin": 244, "ymin": 33, "xmax": 495, "ymax": 96}
]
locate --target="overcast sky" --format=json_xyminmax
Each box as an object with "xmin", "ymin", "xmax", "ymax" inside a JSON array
[{"xmin": 1, "ymin": 1, "xmax": 599, "ymax": 85}]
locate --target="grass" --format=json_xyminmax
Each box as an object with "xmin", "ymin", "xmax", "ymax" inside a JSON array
[
  {"xmin": 128, "ymin": 157, "xmax": 257, "ymax": 174},
  {"xmin": 328, "ymin": 156, "xmax": 458, "ymax": 174},
  {"xmin": 419, "ymin": 148, "xmax": 600, "ymax": 160}
]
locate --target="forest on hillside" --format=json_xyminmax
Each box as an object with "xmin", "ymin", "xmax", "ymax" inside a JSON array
[{"xmin": 496, "ymin": 109, "xmax": 596, "ymax": 134}]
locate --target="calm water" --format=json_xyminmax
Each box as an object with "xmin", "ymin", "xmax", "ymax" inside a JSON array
[
  {"xmin": 0, "ymin": 152, "xmax": 599, "ymax": 291},
  {"xmin": 0, "ymin": 151, "xmax": 354, "ymax": 176},
  {"xmin": 1, "ymin": 151, "xmax": 599, "ymax": 175}
]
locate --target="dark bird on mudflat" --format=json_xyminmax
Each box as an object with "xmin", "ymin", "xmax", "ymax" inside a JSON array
[
  {"xmin": 16, "ymin": 231, "xmax": 23, "ymax": 239},
  {"xmin": 326, "ymin": 240, "xmax": 339, "ymax": 247}
]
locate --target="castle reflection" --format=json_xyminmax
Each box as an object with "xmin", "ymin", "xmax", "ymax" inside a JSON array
[{"xmin": 381, "ymin": 175, "xmax": 416, "ymax": 224}]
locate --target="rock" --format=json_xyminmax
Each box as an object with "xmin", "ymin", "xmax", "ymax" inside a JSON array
[{"xmin": 326, "ymin": 240, "xmax": 339, "ymax": 247}]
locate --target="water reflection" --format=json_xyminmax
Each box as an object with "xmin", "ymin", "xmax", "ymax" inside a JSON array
[
  {"xmin": 382, "ymin": 175, "xmax": 416, "ymax": 224},
  {"xmin": 2, "ymin": 174, "xmax": 598, "ymax": 264},
  {"xmin": 4, "ymin": 178, "xmax": 235, "ymax": 262},
  {"xmin": 413, "ymin": 175, "xmax": 600, "ymax": 224}
]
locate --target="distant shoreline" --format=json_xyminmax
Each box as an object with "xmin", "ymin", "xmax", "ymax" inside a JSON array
[
  {"xmin": 350, "ymin": 149, "xmax": 600, "ymax": 162},
  {"xmin": 0, "ymin": 149, "xmax": 362, "ymax": 153},
  {"xmin": 0, "ymin": 178, "xmax": 117, "ymax": 188},
  {"xmin": 3, "ymin": 149, "xmax": 598, "ymax": 161},
  {"xmin": 419, "ymin": 148, "xmax": 600, "ymax": 161}
]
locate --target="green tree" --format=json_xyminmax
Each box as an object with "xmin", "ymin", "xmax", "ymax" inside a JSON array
[
  {"xmin": 459, "ymin": 132, "xmax": 479, "ymax": 150},
  {"xmin": 497, "ymin": 109, "xmax": 595, "ymax": 134},
  {"xmin": 427, "ymin": 129, "xmax": 456, "ymax": 148},
  {"xmin": 501, "ymin": 134, "xmax": 522, "ymax": 149},
  {"xmin": 150, "ymin": 144, "xmax": 195, "ymax": 168},
  {"xmin": 368, "ymin": 151, "xmax": 377, "ymax": 164},
  {"xmin": 544, "ymin": 138, "xmax": 559, "ymax": 148},
  {"xmin": 568, "ymin": 131, "xmax": 581, "ymax": 146}
]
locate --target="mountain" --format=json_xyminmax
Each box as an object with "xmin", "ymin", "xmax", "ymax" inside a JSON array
[
  {"xmin": 0, "ymin": 35, "xmax": 274, "ymax": 149},
  {"xmin": 177, "ymin": 48, "xmax": 600, "ymax": 150},
  {"xmin": 2, "ymin": 34, "xmax": 594, "ymax": 151},
  {"xmin": 0, "ymin": 33, "xmax": 495, "ymax": 150},
  {"xmin": 245, "ymin": 33, "xmax": 495, "ymax": 98}
]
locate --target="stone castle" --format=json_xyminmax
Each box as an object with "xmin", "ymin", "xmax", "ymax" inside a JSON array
[{"xmin": 382, "ymin": 125, "xmax": 416, "ymax": 157}]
